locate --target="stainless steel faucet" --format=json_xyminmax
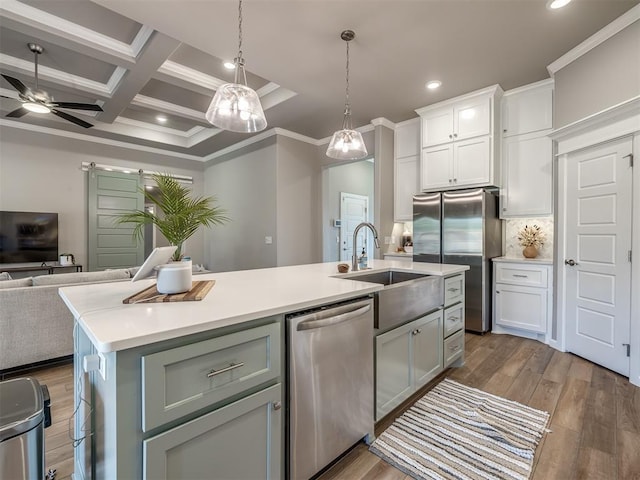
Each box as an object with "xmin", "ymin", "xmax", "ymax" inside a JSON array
[{"xmin": 352, "ymin": 222, "xmax": 380, "ymax": 271}]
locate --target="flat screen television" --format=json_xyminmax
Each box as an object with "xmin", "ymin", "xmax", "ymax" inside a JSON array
[{"xmin": 0, "ymin": 211, "xmax": 59, "ymax": 263}]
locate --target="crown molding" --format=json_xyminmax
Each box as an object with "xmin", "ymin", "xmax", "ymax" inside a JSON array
[
  {"xmin": 131, "ymin": 94, "xmax": 208, "ymax": 123},
  {"xmin": 158, "ymin": 60, "xmax": 226, "ymax": 92},
  {"xmin": 130, "ymin": 25, "xmax": 155, "ymax": 57},
  {"xmin": 547, "ymin": 4, "xmax": 640, "ymax": 76},
  {"xmin": 0, "ymin": 118, "xmax": 204, "ymax": 161},
  {"xmin": 114, "ymin": 116, "xmax": 207, "ymax": 138},
  {"xmin": 503, "ymin": 78, "xmax": 554, "ymax": 97},
  {"xmin": 370, "ymin": 117, "xmax": 396, "ymax": 130},
  {"xmin": 415, "ymin": 84, "xmax": 503, "ymax": 115},
  {"xmin": 0, "ymin": 0, "xmax": 140, "ymax": 64}
]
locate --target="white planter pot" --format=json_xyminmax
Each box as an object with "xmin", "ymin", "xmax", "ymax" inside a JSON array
[
  {"xmin": 156, "ymin": 261, "xmax": 192, "ymax": 294},
  {"xmin": 59, "ymin": 254, "xmax": 74, "ymax": 266}
]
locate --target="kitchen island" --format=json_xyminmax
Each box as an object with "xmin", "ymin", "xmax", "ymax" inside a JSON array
[{"xmin": 60, "ymin": 260, "xmax": 467, "ymax": 480}]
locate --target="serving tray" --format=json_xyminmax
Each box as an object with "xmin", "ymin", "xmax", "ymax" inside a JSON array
[{"xmin": 123, "ymin": 280, "xmax": 215, "ymax": 304}]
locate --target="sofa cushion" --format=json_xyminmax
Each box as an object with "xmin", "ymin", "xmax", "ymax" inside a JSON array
[
  {"xmin": 32, "ymin": 269, "xmax": 130, "ymax": 286},
  {"xmin": 0, "ymin": 277, "xmax": 33, "ymax": 289},
  {"xmin": 0, "ymin": 272, "xmax": 12, "ymax": 281}
]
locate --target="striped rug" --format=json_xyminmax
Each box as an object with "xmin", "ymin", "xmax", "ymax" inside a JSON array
[{"xmin": 370, "ymin": 378, "xmax": 550, "ymax": 480}]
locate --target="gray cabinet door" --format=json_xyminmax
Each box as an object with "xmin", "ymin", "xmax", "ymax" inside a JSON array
[
  {"xmin": 375, "ymin": 322, "xmax": 413, "ymax": 420},
  {"xmin": 143, "ymin": 383, "xmax": 282, "ymax": 480},
  {"xmin": 413, "ymin": 310, "xmax": 443, "ymax": 388}
]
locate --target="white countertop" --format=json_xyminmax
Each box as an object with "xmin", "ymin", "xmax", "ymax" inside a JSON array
[
  {"xmin": 492, "ymin": 256, "xmax": 554, "ymax": 266},
  {"xmin": 59, "ymin": 260, "xmax": 468, "ymax": 353}
]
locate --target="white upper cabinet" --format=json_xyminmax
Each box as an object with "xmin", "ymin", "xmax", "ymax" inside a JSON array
[
  {"xmin": 416, "ymin": 85, "xmax": 502, "ymax": 192},
  {"xmin": 500, "ymin": 79, "xmax": 554, "ymax": 218},
  {"xmin": 421, "ymin": 96, "xmax": 490, "ymax": 147},
  {"xmin": 502, "ymin": 80, "xmax": 553, "ymax": 137},
  {"xmin": 394, "ymin": 119, "xmax": 420, "ymax": 222}
]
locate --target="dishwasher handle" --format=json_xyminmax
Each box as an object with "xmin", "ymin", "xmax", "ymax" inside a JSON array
[{"xmin": 296, "ymin": 301, "xmax": 371, "ymax": 331}]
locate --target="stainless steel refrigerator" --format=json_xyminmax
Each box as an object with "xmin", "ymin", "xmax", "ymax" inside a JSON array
[{"xmin": 413, "ymin": 188, "xmax": 502, "ymax": 332}]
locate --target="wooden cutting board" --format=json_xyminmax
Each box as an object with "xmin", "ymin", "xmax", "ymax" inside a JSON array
[{"xmin": 123, "ymin": 280, "xmax": 215, "ymax": 304}]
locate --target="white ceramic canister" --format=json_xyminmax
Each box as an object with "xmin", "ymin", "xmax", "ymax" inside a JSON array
[{"xmin": 155, "ymin": 260, "xmax": 192, "ymax": 294}]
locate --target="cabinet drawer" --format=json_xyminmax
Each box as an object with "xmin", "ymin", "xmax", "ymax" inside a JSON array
[
  {"xmin": 141, "ymin": 322, "xmax": 281, "ymax": 432},
  {"xmin": 143, "ymin": 383, "xmax": 282, "ymax": 480},
  {"xmin": 444, "ymin": 330, "xmax": 464, "ymax": 367},
  {"xmin": 443, "ymin": 303, "xmax": 464, "ymax": 338},
  {"xmin": 444, "ymin": 274, "xmax": 464, "ymax": 306},
  {"xmin": 495, "ymin": 263, "xmax": 548, "ymax": 287}
]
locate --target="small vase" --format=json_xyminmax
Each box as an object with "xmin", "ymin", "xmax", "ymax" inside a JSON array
[{"xmin": 523, "ymin": 246, "xmax": 538, "ymax": 258}]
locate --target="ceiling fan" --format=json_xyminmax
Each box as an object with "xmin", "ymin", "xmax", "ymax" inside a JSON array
[{"xmin": 1, "ymin": 43, "xmax": 104, "ymax": 128}]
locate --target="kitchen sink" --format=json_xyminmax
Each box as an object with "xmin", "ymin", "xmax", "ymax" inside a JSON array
[
  {"xmin": 343, "ymin": 269, "xmax": 444, "ymax": 331},
  {"xmin": 345, "ymin": 270, "xmax": 430, "ymax": 286}
]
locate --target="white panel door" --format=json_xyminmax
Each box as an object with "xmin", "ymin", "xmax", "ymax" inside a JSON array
[
  {"xmin": 394, "ymin": 155, "xmax": 418, "ymax": 222},
  {"xmin": 339, "ymin": 192, "xmax": 369, "ymax": 262},
  {"xmin": 565, "ymin": 137, "xmax": 632, "ymax": 376},
  {"xmin": 421, "ymin": 144, "xmax": 452, "ymax": 191},
  {"xmin": 454, "ymin": 136, "xmax": 491, "ymax": 187},
  {"xmin": 422, "ymin": 107, "xmax": 454, "ymax": 147},
  {"xmin": 453, "ymin": 96, "xmax": 490, "ymax": 141}
]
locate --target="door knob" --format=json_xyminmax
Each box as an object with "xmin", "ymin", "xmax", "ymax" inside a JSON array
[{"xmin": 564, "ymin": 259, "xmax": 578, "ymax": 266}]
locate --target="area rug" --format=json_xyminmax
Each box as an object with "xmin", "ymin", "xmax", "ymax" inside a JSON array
[{"xmin": 370, "ymin": 378, "xmax": 550, "ymax": 480}]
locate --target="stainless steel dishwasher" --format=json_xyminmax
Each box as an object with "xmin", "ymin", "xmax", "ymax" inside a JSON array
[{"xmin": 287, "ymin": 297, "xmax": 374, "ymax": 480}]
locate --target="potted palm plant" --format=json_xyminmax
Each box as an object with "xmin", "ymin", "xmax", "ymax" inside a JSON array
[{"xmin": 116, "ymin": 173, "xmax": 229, "ymax": 261}]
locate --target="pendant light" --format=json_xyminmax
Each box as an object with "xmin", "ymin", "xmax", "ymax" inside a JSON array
[
  {"xmin": 326, "ymin": 30, "xmax": 368, "ymax": 160},
  {"xmin": 205, "ymin": 0, "xmax": 266, "ymax": 133}
]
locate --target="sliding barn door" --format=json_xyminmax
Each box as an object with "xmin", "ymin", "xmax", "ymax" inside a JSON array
[{"xmin": 87, "ymin": 169, "xmax": 145, "ymax": 271}]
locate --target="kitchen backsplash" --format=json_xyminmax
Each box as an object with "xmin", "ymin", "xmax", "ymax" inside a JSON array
[{"xmin": 504, "ymin": 216, "xmax": 554, "ymax": 259}]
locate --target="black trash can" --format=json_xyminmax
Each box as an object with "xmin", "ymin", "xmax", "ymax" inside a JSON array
[{"xmin": 0, "ymin": 377, "xmax": 46, "ymax": 480}]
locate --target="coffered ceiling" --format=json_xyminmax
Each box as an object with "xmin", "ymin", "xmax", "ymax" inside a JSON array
[{"xmin": 0, "ymin": 0, "xmax": 637, "ymax": 160}]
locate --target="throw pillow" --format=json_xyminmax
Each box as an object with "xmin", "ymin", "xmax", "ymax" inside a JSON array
[{"xmin": 0, "ymin": 272, "xmax": 12, "ymax": 281}]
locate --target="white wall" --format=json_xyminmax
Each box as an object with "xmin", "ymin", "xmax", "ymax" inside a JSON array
[{"xmin": 0, "ymin": 127, "xmax": 205, "ymax": 269}]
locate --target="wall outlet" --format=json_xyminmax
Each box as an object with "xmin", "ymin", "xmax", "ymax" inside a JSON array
[
  {"xmin": 98, "ymin": 352, "xmax": 107, "ymax": 380},
  {"xmin": 265, "ymin": 236, "xmax": 273, "ymax": 244}
]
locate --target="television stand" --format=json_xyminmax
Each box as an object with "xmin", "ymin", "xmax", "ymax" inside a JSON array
[{"xmin": 1, "ymin": 265, "xmax": 83, "ymax": 275}]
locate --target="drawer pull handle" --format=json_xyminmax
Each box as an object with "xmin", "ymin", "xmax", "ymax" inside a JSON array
[
  {"xmin": 513, "ymin": 274, "xmax": 528, "ymax": 278},
  {"xmin": 447, "ymin": 316, "xmax": 458, "ymax": 322},
  {"xmin": 273, "ymin": 401, "xmax": 282, "ymax": 411},
  {"xmin": 447, "ymin": 287, "xmax": 459, "ymax": 293},
  {"xmin": 207, "ymin": 362, "xmax": 244, "ymax": 378},
  {"xmin": 449, "ymin": 344, "xmax": 461, "ymax": 351}
]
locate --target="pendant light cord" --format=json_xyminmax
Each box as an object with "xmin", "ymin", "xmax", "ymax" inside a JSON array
[
  {"xmin": 234, "ymin": 0, "xmax": 247, "ymax": 85},
  {"xmin": 342, "ymin": 39, "xmax": 351, "ymax": 129}
]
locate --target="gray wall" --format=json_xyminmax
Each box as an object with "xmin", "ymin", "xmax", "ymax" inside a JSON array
[
  {"xmin": 554, "ymin": 20, "xmax": 640, "ymax": 128},
  {"xmin": 204, "ymin": 139, "xmax": 278, "ymax": 272},
  {"xmin": 0, "ymin": 127, "xmax": 205, "ymax": 269},
  {"xmin": 322, "ymin": 160, "xmax": 375, "ymax": 262},
  {"xmin": 276, "ymin": 136, "xmax": 322, "ymax": 266}
]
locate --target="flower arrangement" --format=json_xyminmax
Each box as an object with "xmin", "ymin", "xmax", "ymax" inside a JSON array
[{"xmin": 517, "ymin": 224, "xmax": 545, "ymax": 248}]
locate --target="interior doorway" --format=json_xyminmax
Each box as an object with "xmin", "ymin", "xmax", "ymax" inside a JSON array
[
  {"xmin": 339, "ymin": 192, "xmax": 369, "ymax": 262},
  {"xmin": 322, "ymin": 158, "xmax": 375, "ymax": 262}
]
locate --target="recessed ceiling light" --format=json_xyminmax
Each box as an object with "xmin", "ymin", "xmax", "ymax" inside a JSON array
[
  {"xmin": 223, "ymin": 61, "xmax": 235, "ymax": 70},
  {"xmin": 426, "ymin": 80, "xmax": 442, "ymax": 90},
  {"xmin": 156, "ymin": 115, "xmax": 167, "ymax": 123},
  {"xmin": 547, "ymin": 0, "xmax": 571, "ymax": 9}
]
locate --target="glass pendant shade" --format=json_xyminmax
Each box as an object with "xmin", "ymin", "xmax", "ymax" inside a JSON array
[
  {"xmin": 326, "ymin": 128, "xmax": 367, "ymax": 160},
  {"xmin": 205, "ymin": 83, "xmax": 266, "ymax": 133}
]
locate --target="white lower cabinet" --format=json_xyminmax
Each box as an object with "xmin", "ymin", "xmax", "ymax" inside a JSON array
[
  {"xmin": 143, "ymin": 384, "xmax": 282, "ymax": 480},
  {"xmin": 493, "ymin": 261, "xmax": 553, "ymax": 335},
  {"xmin": 375, "ymin": 310, "xmax": 443, "ymax": 420}
]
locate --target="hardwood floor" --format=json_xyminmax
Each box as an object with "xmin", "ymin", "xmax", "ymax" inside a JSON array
[{"xmin": 7, "ymin": 333, "xmax": 640, "ymax": 480}]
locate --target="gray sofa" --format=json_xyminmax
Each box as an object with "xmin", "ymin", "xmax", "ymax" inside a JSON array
[{"xmin": 0, "ymin": 269, "xmax": 132, "ymax": 371}]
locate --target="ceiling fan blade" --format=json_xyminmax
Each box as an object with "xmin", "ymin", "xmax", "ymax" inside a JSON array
[
  {"xmin": 6, "ymin": 107, "xmax": 29, "ymax": 118},
  {"xmin": 1, "ymin": 75, "xmax": 29, "ymax": 96},
  {"xmin": 51, "ymin": 109, "xmax": 93, "ymax": 128},
  {"xmin": 50, "ymin": 102, "xmax": 103, "ymax": 112}
]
